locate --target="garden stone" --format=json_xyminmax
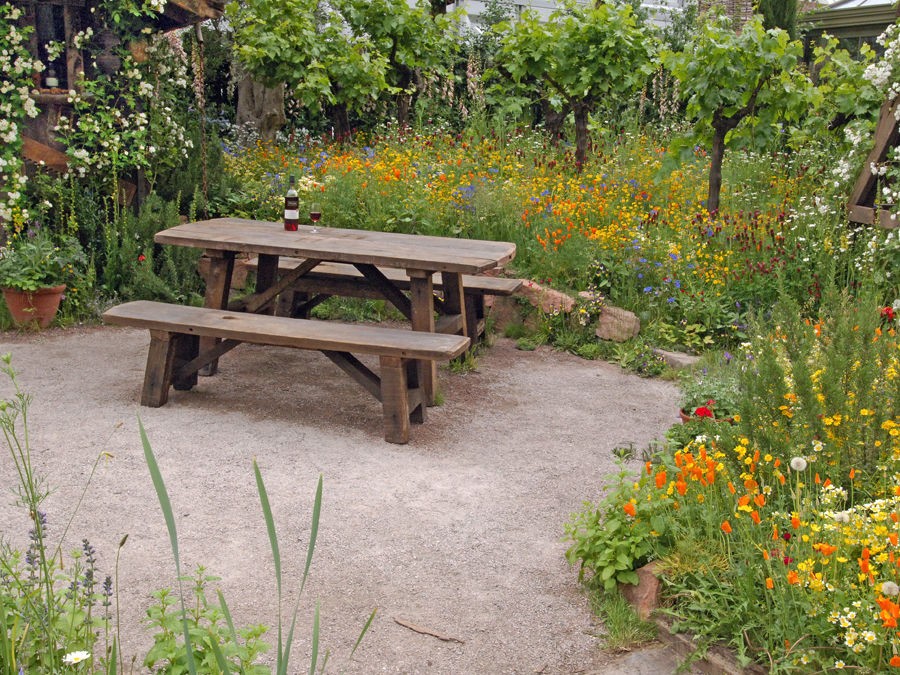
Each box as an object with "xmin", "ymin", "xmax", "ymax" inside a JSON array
[
  {"xmin": 653, "ymin": 348, "xmax": 700, "ymax": 370},
  {"xmin": 619, "ymin": 561, "xmax": 660, "ymax": 621},
  {"xmin": 517, "ymin": 279, "xmax": 576, "ymax": 313},
  {"xmin": 595, "ymin": 305, "xmax": 640, "ymax": 342}
]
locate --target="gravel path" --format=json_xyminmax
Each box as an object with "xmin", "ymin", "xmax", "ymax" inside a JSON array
[{"xmin": 0, "ymin": 326, "xmax": 679, "ymax": 673}]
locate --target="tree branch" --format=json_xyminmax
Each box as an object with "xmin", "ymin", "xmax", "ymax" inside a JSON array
[{"xmin": 713, "ymin": 70, "xmax": 772, "ymax": 133}]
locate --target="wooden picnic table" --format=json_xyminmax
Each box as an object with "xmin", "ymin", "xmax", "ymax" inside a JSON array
[{"xmin": 154, "ymin": 217, "xmax": 517, "ymax": 402}]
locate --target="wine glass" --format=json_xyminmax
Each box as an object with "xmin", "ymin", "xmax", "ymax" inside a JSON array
[{"xmin": 309, "ymin": 202, "xmax": 322, "ymax": 233}]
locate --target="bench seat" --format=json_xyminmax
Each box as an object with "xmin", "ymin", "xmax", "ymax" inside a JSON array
[
  {"xmin": 103, "ymin": 300, "xmax": 470, "ymax": 443},
  {"xmin": 244, "ymin": 258, "xmax": 522, "ymax": 339}
]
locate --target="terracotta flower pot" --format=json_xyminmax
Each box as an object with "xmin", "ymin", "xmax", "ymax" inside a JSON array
[{"xmin": 2, "ymin": 285, "xmax": 66, "ymax": 329}]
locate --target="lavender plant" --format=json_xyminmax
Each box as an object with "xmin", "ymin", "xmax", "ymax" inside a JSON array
[{"xmin": 0, "ymin": 354, "xmax": 115, "ymax": 673}]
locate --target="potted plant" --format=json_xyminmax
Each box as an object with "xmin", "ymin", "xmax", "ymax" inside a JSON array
[
  {"xmin": 0, "ymin": 226, "xmax": 85, "ymax": 329},
  {"xmin": 678, "ymin": 369, "xmax": 741, "ymax": 423}
]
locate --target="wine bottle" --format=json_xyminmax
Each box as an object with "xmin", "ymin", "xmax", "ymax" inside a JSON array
[{"xmin": 284, "ymin": 175, "xmax": 299, "ymax": 231}]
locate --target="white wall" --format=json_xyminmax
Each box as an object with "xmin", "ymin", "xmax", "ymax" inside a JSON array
[{"xmin": 446, "ymin": 0, "xmax": 686, "ymax": 29}]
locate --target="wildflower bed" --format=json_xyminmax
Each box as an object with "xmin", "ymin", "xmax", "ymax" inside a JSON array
[
  {"xmin": 567, "ymin": 290, "xmax": 900, "ymax": 672},
  {"xmin": 220, "ymin": 127, "xmax": 897, "ymax": 351}
]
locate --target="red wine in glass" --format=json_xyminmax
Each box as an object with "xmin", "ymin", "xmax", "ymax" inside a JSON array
[{"xmin": 309, "ymin": 203, "xmax": 322, "ymax": 232}]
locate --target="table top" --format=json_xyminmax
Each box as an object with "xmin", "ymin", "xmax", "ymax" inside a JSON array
[{"xmin": 155, "ymin": 218, "xmax": 517, "ymax": 275}]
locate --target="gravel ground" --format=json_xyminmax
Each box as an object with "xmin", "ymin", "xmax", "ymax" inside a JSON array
[{"xmin": 0, "ymin": 325, "xmax": 680, "ymax": 673}]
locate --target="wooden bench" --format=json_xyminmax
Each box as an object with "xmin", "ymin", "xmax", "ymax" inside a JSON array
[
  {"xmin": 243, "ymin": 258, "xmax": 522, "ymax": 340},
  {"xmin": 102, "ymin": 300, "xmax": 470, "ymax": 444}
]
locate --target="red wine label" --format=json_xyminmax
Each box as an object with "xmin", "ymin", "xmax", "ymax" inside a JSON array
[{"xmin": 284, "ymin": 195, "xmax": 299, "ymax": 221}]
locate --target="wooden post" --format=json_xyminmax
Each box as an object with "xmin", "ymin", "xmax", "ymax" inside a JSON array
[
  {"xmin": 198, "ymin": 250, "xmax": 234, "ymax": 375},
  {"xmin": 408, "ymin": 270, "xmax": 436, "ymax": 405},
  {"xmin": 141, "ymin": 330, "xmax": 176, "ymax": 407},
  {"xmin": 380, "ymin": 355, "xmax": 410, "ymax": 444}
]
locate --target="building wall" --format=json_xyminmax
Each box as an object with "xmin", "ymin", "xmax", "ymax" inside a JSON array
[{"xmin": 447, "ymin": 0, "xmax": 687, "ymax": 29}]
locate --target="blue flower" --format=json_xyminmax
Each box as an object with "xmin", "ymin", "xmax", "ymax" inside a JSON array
[{"xmin": 643, "ymin": 286, "xmax": 653, "ymax": 293}]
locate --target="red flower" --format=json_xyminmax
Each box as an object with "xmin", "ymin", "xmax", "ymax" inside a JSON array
[
  {"xmin": 694, "ymin": 405, "xmax": 714, "ymax": 418},
  {"xmin": 138, "ymin": 254, "xmax": 146, "ymax": 262},
  {"xmin": 882, "ymin": 306, "xmax": 895, "ymax": 322}
]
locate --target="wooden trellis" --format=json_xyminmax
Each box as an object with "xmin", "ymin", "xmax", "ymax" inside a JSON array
[{"xmin": 848, "ymin": 96, "xmax": 900, "ymax": 230}]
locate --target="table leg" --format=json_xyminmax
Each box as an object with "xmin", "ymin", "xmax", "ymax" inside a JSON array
[
  {"xmin": 199, "ymin": 250, "xmax": 234, "ymax": 376},
  {"xmin": 408, "ymin": 270, "xmax": 436, "ymax": 405},
  {"xmin": 439, "ymin": 271, "xmax": 468, "ymax": 338},
  {"xmin": 255, "ymin": 253, "xmax": 279, "ymax": 315}
]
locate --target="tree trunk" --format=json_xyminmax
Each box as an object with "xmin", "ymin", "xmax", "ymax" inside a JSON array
[
  {"xmin": 540, "ymin": 99, "xmax": 567, "ymax": 142},
  {"xmin": 573, "ymin": 104, "xmax": 590, "ymax": 171},
  {"xmin": 236, "ymin": 75, "xmax": 285, "ymax": 142},
  {"xmin": 396, "ymin": 67, "xmax": 414, "ymax": 129},
  {"xmin": 329, "ymin": 104, "xmax": 351, "ymax": 142},
  {"xmin": 708, "ymin": 128, "xmax": 726, "ymax": 214}
]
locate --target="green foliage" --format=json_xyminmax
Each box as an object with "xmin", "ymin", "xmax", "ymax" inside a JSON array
[
  {"xmin": 0, "ymin": 355, "xmax": 116, "ymax": 673},
  {"xmin": 589, "ymin": 590, "xmax": 657, "ymax": 651},
  {"xmin": 758, "ymin": 0, "xmax": 797, "ymax": 39},
  {"xmin": 611, "ymin": 338, "xmax": 669, "ymax": 378},
  {"xmin": 141, "ymin": 422, "xmax": 376, "ymax": 675},
  {"xmin": 144, "ymin": 569, "xmax": 270, "ymax": 673},
  {"xmin": 491, "ymin": 1, "xmax": 656, "ymax": 164},
  {"xmin": 101, "ymin": 194, "xmax": 204, "ymax": 304},
  {"xmin": 0, "ymin": 224, "xmax": 85, "ymax": 292},
  {"xmin": 0, "ymin": 4, "xmax": 37, "ymax": 223},
  {"xmin": 565, "ymin": 285, "xmax": 900, "ymax": 671},
  {"xmin": 337, "ymin": 0, "xmax": 459, "ymax": 119},
  {"xmin": 739, "ymin": 284, "xmax": 899, "ymax": 497},
  {"xmin": 228, "ymin": 0, "xmax": 394, "ymax": 128},
  {"xmin": 56, "ymin": 34, "xmax": 195, "ymax": 194},
  {"xmin": 677, "ymin": 353, "xmax": 742, "ymax": 420},
  {"xmin": 661, "ymin": 15, "xmax": 811, "ymax": 210},
  {"xmin": 565, "ymin": 466, "xmax": 658, "ymax": 591}
]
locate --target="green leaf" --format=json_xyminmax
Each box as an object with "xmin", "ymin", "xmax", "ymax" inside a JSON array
[{"xmin": 140, "ymin": 418, "xmax": 197, "ymax": 675}]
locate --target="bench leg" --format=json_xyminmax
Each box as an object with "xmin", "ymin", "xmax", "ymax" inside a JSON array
[
  {"xmin": 172, "ymin": 334, "xmax": 199, "ymax": 391},
  {"xmin": 405, "ymin": 357, "xmax": 426, "ymax": 425},
  {"xmin": 380, "ymin": 356, "xmax": 410, "ymax": 444},
  {"xmin": 141, "ymin": 330, "xmax": 177, "ymax": 407}
]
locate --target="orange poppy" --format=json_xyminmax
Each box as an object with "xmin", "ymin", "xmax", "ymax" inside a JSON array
[
  {"xmin": 655, "ymin": 470, "xmax": 667, "ymax": 489},
  {"xmin": 721, "ymin": 521, "xmax": 733, "ymax": 534},
  {"xmin": 624, "ymin": 502, "xmax": 636, "ymax": 517},
  {"xmin": 765, "ymin": 578, "xmax": 774, "ymax": 589}
]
